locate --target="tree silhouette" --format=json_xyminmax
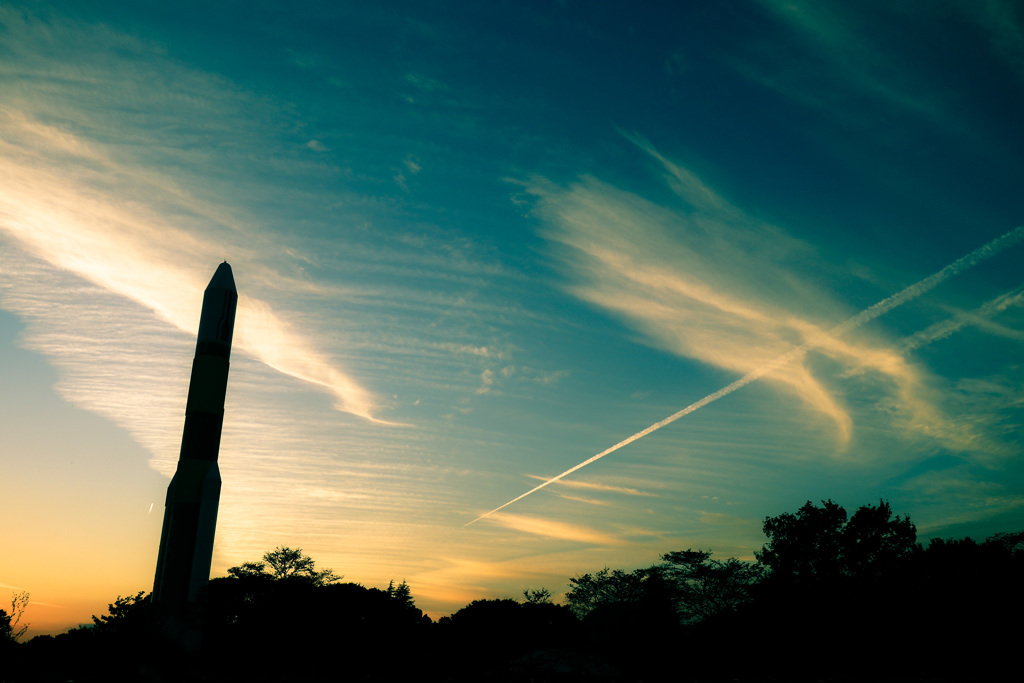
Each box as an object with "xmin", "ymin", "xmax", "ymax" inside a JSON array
[
  {"xmin": 985, "ymin": 529, "xmax": 1024, "ymax": 555},
  {"xmin": 225, "ymin": 546, "xmax": 341, "ymax": 586},
  {"xmin": 2, "ymin": 591, "xmax": 30, "ymax": 642},
  {"xmin": 224, "ymin": 561, "xmax": 267, "ymax": 579},
  {"xmin": 521, "ymin": 587, "xmax": 553, "ymax": 604},
  {"xmin": 839, "ymin": 499, "xmax": 917, "ymax": 579},
  {"xmin": 204, "ymin": 553, "xmax": 431, "ymax": 681},
  {"xmin": 9, "ymin": 513, "xmax": 1022, "ymax": 682},
  {"xmin": 742, "ymin": 500, "xmax": 924, "ymax": 679},
  {"xmin": 756, "ymin": 498, "xmax": 848, "ymax": 582},
  {"xmin": 385, "ymin": 579, "xmax": 414, "ymax": 607},
  {"xmin": 756, "ymin": 499, "xmax": 917, "ymax": 585},
  {"xmin": 659, "ymin": 549, "xmax": 763, "ymax": 623},
  {"xmin": 0, "ymin": 609, "xmax": 12, "ymax": 644},
  {"xmin": 440, "ymin": 598, "xmax": 581, "ymax": 677},
  {"xmin": 564, "ymin": 566, "xmax": 669, "ymax": 619},
  {"xmin": 90, "ymin": 591, "xmax": 150, "ymax": 634},
  {"xmin": 563, "ymin": 565, "xmax": 680, "ymax": 678}
]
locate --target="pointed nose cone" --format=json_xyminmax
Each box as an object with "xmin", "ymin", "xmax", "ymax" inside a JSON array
[
  {"xmin": 207, "ymin": 261, "xmax": 236, "ymax": 293},
  {"xmin": 197, "ymin": 262, "xmax": 238, "ymax": 351}
]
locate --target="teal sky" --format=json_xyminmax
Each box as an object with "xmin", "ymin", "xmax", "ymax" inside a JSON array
[{"xmin": 2, "ymin": 0, "xmax": 1022, "ymax": 634}]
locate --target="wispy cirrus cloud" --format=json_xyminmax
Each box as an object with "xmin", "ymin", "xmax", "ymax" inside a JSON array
[
  {"xmin": 486, "ymin": 512, "xmax": 624, "ymax": 546},
  {"xmin": 528, "ymin": 137, "xmax": 1016, "ymax": 456},
  {"xmin": 901, "ymin": 465, "xmax": 1024, "ymax": 534},
  {"xmin": 530, "ymin": 179, "xmax": 846, "ymax": 440},
  {"xmin": 0, "ymin": 110, "xmax": 386, "ymax": 423},
  {"xmin": 558, "ymin": 495, "xmax": 614, "ymax": 507},
  {"xmin": 896, "ymin": 285, "xmax": 1024, "ymax": 353},
  {"xmin": 949, "ymin": 0, "xmax": 1024, "ymax": 82},
  {"xmin": 750, "ymin": 0, "xmax": 941, "ymax": 119},
  {"xmin": 529, "ymin": 475, "xmax": 658, "ymax": 498}
]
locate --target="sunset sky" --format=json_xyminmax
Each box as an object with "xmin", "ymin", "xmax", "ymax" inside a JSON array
[{"xmin": 2, "ymin": 0, "xmax": 1023, "ymax": 636}]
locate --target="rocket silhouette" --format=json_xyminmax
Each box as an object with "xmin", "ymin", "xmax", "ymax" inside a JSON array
[{"xmin": 153, "ymin": 262, "xmax": 237, "ymax": 610}]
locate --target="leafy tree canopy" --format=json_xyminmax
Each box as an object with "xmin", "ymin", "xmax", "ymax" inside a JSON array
[
  {"xmin": 566, "ymin": 551, "xmax": 762, "ymax": 626},
  {"xmin": 90, "ymin": 591, "xmax": 150, "ymax": 635},
  {"xmin": 756, "ymin": 499, "xmax": 917, "ymax": 584},
  {"xmin": 564, "ymin": 567, "xmax": 671, "ymax": 619},
  {"xmin": 521, "ymin": 587, "xmax": 553, "ymax": 605},
  {"xmin": 2, "ymin": 591, "xmax": 30, "ymax": 642},
  {"xmin": 659, "ymin": 549, "xmax": 763, "ymax": 623},
  {"xmin": 385, "ymin": 579, "xmax": 414, "ymax": 608},
  {"xmin": 0, "ymin": 609, "xmax": 11, "ymax": 643},
  {"xmin": 226, "ymin": 546, "xmax": 341, "ymax": 586}
]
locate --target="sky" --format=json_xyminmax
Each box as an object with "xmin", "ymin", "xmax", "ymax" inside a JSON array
[{"xmin": 2, "ymin": 0, "xmax": 1022, "ymax": 636}]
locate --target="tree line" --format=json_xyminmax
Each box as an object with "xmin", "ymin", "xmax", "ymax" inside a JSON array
[{"xmin": 3, "ymin": 500, "xmax": 1021, "ymax": 682}]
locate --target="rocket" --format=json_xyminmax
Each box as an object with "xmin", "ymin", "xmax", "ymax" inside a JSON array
[{"xmin": 153, "ymin": 262, "xmax": 237, "ymax": 611}]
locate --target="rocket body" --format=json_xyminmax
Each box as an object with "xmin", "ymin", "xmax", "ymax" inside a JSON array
[{"xmin": 153, "ymin": 262, "xmax": 237, "ymax": 610}]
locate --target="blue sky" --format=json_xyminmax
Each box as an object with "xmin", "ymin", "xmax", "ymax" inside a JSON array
[{"xmin": 2, "ymin": 0, "xmax": 1022, "ymax": 634}]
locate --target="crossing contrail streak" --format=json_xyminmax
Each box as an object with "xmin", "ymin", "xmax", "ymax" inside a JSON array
[
  {"xmin": 466, "ymin": 225, "xmax": 1024, "ymax": 526},
  {"xmin": 897, "ymin": 284, "xmax": 1024, "ymax": 353}
]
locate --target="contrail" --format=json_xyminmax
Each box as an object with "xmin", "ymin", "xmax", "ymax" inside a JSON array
[
  {"xmin": 466, "ymin": 225, "xmax": 1024, "ymax": 526},
  {"xmin": 896, "ymin": 284, "xmax": 1024, "ymax": 353}
]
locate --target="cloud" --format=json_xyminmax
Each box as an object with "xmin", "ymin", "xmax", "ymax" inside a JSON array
[
  {"xmin": 746, "ymin": 0, "xmax": 941, "ymax": 119},
  {"xmin": 526, "ymin": 368, "xmax": 569, "ymax": 385},
  {"xmin": 485, "ymin": 512, "xmax": 623, "ymax": 546},
  {"xmin": 896, "ymin": 285, "xmax": 1024, "ymax": 353},
  {"xmin": 404, "ymin": 73, "xmax": 446, "ymax": 92},
  {"xmin": 696, "ymin": 511, "xmax": 760, "ymax": 531},
  {"xmin": 902, "ymin": 466, "xmax": 1024, "ymax": 533},
  {"xmin": 0, "ymin": 109, "xmax": 386, "ymax": 423},
  {"xmin": 403, "ymin": 156, "xmax": 422, "ymax": 174},
  {"xmin": 951, "ymin": 0, "xmax": 1024, "ymax": 82},
  {"xmin": 408, "ymin": 553, "xmax": 573, "ymax": 609},
  {"xmin": 557, "ymin": 495, "xmax": 613, "ymax": 507},
  {"xmin": 530, "ymin": 182, "xmax": 833, "ymax": 436},
  {"xmin": 286, "ymin": 48, "xmax": 321, "ymax": 70},
  {"xmin": 528, "ymin": 138, "xmax": 999, "ymax": 452},
  {"xmin": 842, "ymin": 285, "xmax": 1024, "ymax": 458},
  {"xmin": 435, "ymin": 343, "xmax": 496, "ymax": 357},
  {"xmin": 475, "ymin": 368, "xmax": 495, "ymax": 394},
  {"xmin": 530, "ymin": 476, "xmax": 658, "ymax": 498}
]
